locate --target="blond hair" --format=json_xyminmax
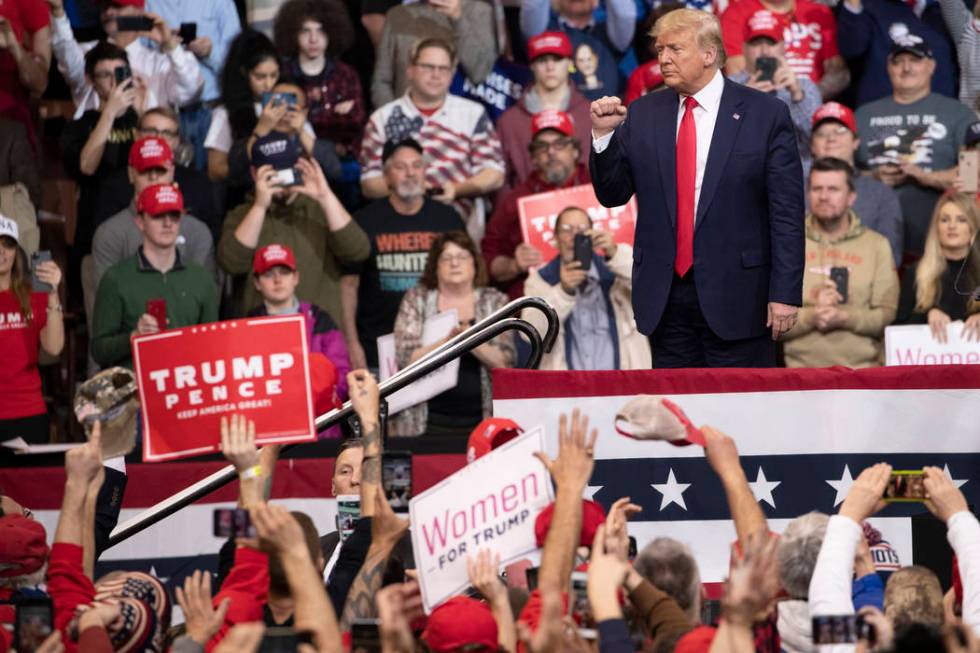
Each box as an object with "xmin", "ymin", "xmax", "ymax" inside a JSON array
[
  {"xmin": 650, "ymin": 8, "xmax": 727, "ymax": 68},
  {"xmin": 914, "ymin": 192, "xmax": 980, "ymax": 313}
]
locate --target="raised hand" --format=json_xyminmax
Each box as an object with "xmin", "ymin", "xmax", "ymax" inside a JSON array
[
  {"xmin": 590, "ymin": 96, "xmax": 627, "ymax": 138},
  {"xmin": 533, "ymin": 409, "xmax": 597, "ymax": 491},
  {"xmin": 839, "ymin": 463, "xmax": 891, "ymax": 525},
  {"xmin": 467, "ymin": 549, "xmax": 505, "ymax": 602},
  {"xmin": 66, "ymin": 421, "xmax": 103, "ymax": 484},
  {"xmin": 220, "ymin": 414, "xmax": 258, "ymax": 473},
  {"xmin": 603, "ymin": 497, "xmax": 641, "ymax": 562},
  {"xmin": 923, "ymin": 466, "xmax": 969, "ymax": 523},
  {"xmin": 176, "ymin": 570, "xmax": 230, "ymax": 645}
]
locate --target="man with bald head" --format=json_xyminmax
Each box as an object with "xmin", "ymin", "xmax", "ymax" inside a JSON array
[{"xmin": 589, "ymin": 8, "xmax": 805, "ymax": 368}]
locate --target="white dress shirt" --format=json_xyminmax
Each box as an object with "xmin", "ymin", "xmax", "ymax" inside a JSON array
[{"xmin": 592, "ymin": 68, "xmax": 726, "ymax": 221}]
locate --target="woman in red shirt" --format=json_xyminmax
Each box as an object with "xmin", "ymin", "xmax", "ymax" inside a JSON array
[{"xmin": 0, "ymin": 214, "xmax": 63, "ymax": 444}]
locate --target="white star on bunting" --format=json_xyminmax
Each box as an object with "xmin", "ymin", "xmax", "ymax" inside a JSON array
[
  {"xmin": 748, "ymin": 467, "xmax": 781, "ymax": 508},
  {"xmin": 826, "ymin": 465, "xmax": 854, "ymax": 507},
  {"xmin": 583, "ymin": 485, "xmax": 603, "ymax": 500},
  {"xmin": 943, "ymin": 464, "xmax": 968, "ymax": 489},
  {"xmin": 651, "ymin": 468, "xmax": 692, "ymax": 511}
]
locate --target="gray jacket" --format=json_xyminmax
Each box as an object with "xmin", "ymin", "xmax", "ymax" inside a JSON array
[{"xmin": 92, "ymin": 205, "xmax": 217, "ymax": 289}]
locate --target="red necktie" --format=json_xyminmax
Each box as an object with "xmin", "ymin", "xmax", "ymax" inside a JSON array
[{"xmin": 675, "ymin": 95, "xmax": 698, "ymax": 277}]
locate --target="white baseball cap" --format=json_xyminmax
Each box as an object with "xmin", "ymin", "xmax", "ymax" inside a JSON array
[{"xmin": 0, "ymin": 213, "xmax": 19, "ymax": 244}]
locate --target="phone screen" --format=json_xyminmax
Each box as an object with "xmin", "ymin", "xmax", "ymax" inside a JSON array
[
  {"xmin": 116, "ymin": 15, "xmax": 153, "ymax": 32},
  {"xmin": 883, "ymin": 471, "xmax": 927, "ymax": 502},
  {"xmin": 573, "ymin": 233, "xmax": 592, "ymax": 270},
  {"xmin": 812, "ymin": 615, "xmax": 874, "ymax": 645},
  {"xmin": 350, "ymin": 619, "xmax": 382, "ymax": 653},
  {"xmin": 756, "ymin": 57, "xmax": 778, "ymax": 82},
  {"xmin": 336, "ymin": 494, "xmax": 360, "ymax": 543},
  {"xmin": 829, "ymin": 266, "xmax": 849, "ymax": 304},
  {"xmin": 31, "ymin": 250, "xmax": 53, "ymax": 293},
  {"xmin": 213, "ymin": 508, "xmax": 256, "ymax": 538},
  {"xmin": 570, "ymin": 571, "xmax": 596, "ymax": 639},
  {"xmin": 15, "ymin": 598, "xmax": 53, "ymax": 653},
  {"xmin": 178, "ymin": 22, "xmax": 197, "ymax": 43},
  {"xmin": 382, "ymin": 452, "xmax": 412, "ymax": 514},
  {"xmin": 257, "ymin": 627, "xmax": 302, "ymax": 653}
]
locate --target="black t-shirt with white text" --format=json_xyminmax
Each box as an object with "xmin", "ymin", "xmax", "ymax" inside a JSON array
[{"xmin": 344, "ymin": 197, "xmax": 465, "ymax": 368}]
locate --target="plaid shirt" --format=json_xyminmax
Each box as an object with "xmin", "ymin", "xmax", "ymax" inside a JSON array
[
  {"xmin": 288, "ymin": 58, "xmax": 366, "ymax": 155},
  {"xmin": 361, "ymin": 94, "xmax": 505, "ymax": 225}
]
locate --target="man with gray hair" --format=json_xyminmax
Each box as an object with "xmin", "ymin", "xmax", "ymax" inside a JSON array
[
  {"xmin": 777, "ymin": 510, "xmax": 830, "ymax": 651},
  {"xmin": 634, "ymin": 537, "xmax": 703, "ymax": 624}
]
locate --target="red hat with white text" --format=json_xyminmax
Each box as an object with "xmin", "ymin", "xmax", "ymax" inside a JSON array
[
  {"xmin": 745, "ymin": 10, "xmax": 784, "ymax": 43},
  {"xmin": 129, "ymin": 136, "xmax": 173, "ymax": 172},
  {"xmin": 527, "ymin": 31, "xmax": 573, "ymax": 61},
  {"xmin": 136, "ymin": 183, "xmax": 183, "ymax": 216},
  {"xmin": 531, "ymin": 109, "xmax": 575, "ymax": 138},
  {"xmin": 253, "ymin": 243, "xmax": 298, "ymax": 275},
  {"xmin": 812, "ymin": 102, "xmax": 858, "ymax": 135},
  {"xmin": 466, "ymin": 417, "xmax": 523, "ymax": 463}
]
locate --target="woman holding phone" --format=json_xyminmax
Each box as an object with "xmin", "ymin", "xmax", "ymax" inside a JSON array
[
  {"xmin": 895, "ymin": 192, "xmax": 980, "ymax": 342},
  {"xmin": 392, "ymin": 231, "xmax": 514, "ymax": 437},
  {"xmin": 0, "ymin": 215, "xmax": 64, "ymax": 445}
]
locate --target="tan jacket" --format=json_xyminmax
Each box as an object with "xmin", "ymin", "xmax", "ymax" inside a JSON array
[
  {"xmin": 783, "ymin": 212, "xmax": 899, "ymax": 368},
  {"xmin": 522, "ymin": 244, "xmax": 651, "ymax": 371}
]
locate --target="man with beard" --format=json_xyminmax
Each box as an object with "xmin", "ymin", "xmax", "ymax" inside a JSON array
[
  {"xmin": 340, "ymin": 139, "xmax": 465, "ymax": 372},
  {"xmin": 482, "ymin": 110, "xmax": 591, "ymax": 300}
]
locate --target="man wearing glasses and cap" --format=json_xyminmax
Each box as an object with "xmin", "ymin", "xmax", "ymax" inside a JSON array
[{"xmin": 92, "ymin": 183, "xmax": 218, "ymax": 369}]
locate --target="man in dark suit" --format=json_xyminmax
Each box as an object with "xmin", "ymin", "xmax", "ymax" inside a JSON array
[{"xmin": 589, "ymin": 9, "xmax": 805, "ymax": 368}]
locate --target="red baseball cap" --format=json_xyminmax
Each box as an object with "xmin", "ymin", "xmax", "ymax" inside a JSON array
[
  {"xmin": 422, "ymin": 596, "xmax": 498, "ymax": 653},
  {"xmin": 253, "ymin": 243, "xmax": 297, "ymax": 276},
  {"xmin": 745, "ymin": 10, "xmax": 784, "ymax": 43},
  {"xmin": 0, "ymin": 515, "xmax": 48, "ymax": 577},
  {"xmin": 527, "ymin": 31, "xmax": 572, "ymax": 61},
  {"xmin": 308, "ymin": 353, "xmax": 340, "ymax": 418},
  {"xmin": 534, "ymin": 499, "xmax": 606, "ymax": 547},
  {"xmin": 675, "ymin": 626, "xmax": 718, "ymax": 653},
  {"xmin": 136, "ymin": 183, "xmax": 183, "ymax": 216},
  {"xmin": 531, "ymin": 109, "xmax": 575, "ymax": 138},
  {"xmin": 467, "ymin": 417, "xmax": 523, "ymax": 463},
  {"xmin": 129, "ymin": 136, "xmax": 173, "ymax": 173},
  {"xmin": 812, "ymin": 101, "xmax": 858, "ymax": 135}
]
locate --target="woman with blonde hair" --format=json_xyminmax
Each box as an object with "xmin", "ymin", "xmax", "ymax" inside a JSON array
[{"xmin": 896, "ymin": 192, "xmax": 980, "ymax": 342}]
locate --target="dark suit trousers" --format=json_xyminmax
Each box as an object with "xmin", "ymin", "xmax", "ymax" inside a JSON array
[{"xmin": 651, "ymin": 273, "xmax": 775, "ymax": 368}]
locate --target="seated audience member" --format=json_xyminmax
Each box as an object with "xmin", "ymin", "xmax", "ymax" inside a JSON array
[
  {"xmin": 521, "ymin": 207, "xmax": 650, "ymax": 370},
  {"xmin": 782, "ymin": 159, "xmax": 899, "ymax": 368},
  {"xmin": 95, "ymin": 108, "xmax": 220, "ymax": 239},
  {"xmin": 392, "ymin": 231, "xmax": 514, "ymax": 437},
  {"xmin": 218, "ymin": 133, "xmax": 369, "ymax": 323},
  {"xmin": 341, "ymin": 139, "xmax": 465, "ymax": 373},
  {"xmin": 937, "ymin": 0, "xmax": 980, "ymax": 112},
  {"xmin": 519, "ymin": 0, "xmax": 634, "ymax": 101},
  {"xmin": 92, "ymin": 136, "xmax": 215, "ymax": 288},
  {"xmin": 249, "ymin": 244, "xmax": 351, "ymax": 398},
  {"xmin": 483, "ymin": 111, "xmax": 590, "ymax": 300},
  {"xmin": 496, "ymin": 32, "xmax": 591, "ymax": 193},
  {"xmin": 0, "ymin": 0, "xmax": 50, "ymax": 140},
  {"xmin": 92, "ymin": 184, "xmax": 218, "ymax": 369},
  {"xmin": 896, "ymin": 192, "xmax": 980, "ymax": 341},
  {"xmin": 60, "ymin": 42, "xmax": 144, "ymax": 253},
  {"xmin": 0, "ymin": 215, "xmax": 63, "ymax": 445},
  {"xmin": 855, "ymin": 37, "xmax": 976, "ymax": 256},
  {"xmin": 836, "ymin": 0, "xmax": 956, "ymax": 106},
  {"xmin": 206, "ymin": 28, "xmax": 280, "ymax": 183},
  {"xmin": 0, "ymin": 117, "xmax": 40, "ymax": 222},
  {"xmin": 808, "ymin": 102, "xmax": 903, "ymax": 266},
  {"xmin": 370, "ymin": 0, "xmax": 498, "ymax": 107},
  {"xmin": 144, "ymin": 0, "xmax": 243, "ymax": 170},
  {"xmin": 273, "ymin": 0, "xmax": 365, "ymax": 158},
  {"xmin": 361, "ymin": 38, "xmax": 504, "ymax": 242},
  {"xmin": 48, "ymin": 0, "xmax": 203, "ymax": 117},
  {"xmin": 729, "ymin": 13, "xmax": 821, "ymax": 164},
  {"xmin": 721, "ymin": 0, "xmax": 848, "ymax": 100}
]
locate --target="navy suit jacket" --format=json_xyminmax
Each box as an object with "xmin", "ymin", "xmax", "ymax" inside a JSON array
[{"xmin": 589, "ymin": 77, "xmax": 805, "ymax": 340}]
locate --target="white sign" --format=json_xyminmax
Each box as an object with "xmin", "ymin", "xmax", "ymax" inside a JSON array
[
  {"xmin": 378, "ymin": 310, "xmax": 460, "ymax": 415},
  {"xmin": 409, "ymin": 426, "xmax": 554, "ymax": 612},
  {"xmin": 885, "ymin": 322, "xmax": 980, "ymax": 366}
]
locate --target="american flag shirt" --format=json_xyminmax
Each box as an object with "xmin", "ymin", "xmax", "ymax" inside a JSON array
[{"xmin": 360, "ymin": 94, "xmax": 505, "ymax": 233}]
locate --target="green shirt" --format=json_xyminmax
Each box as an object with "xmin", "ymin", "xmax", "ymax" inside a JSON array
[
  {"xmin": 91, "ymin": 248, "xmax": 219, "ymax": 369},
  {"xmin": 217, "ymin": 194, "xmax": 371, "ymax": 324}
]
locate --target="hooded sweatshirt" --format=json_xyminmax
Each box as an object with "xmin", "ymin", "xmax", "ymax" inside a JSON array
[{"xmin": 782, "ymin": 212, "xmax": 899, "ymax": 368}]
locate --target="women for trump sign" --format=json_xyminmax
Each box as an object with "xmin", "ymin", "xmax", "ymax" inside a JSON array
[{"xmin": 132, "ymin": 316, "xmax": 317, "ymax": 462}]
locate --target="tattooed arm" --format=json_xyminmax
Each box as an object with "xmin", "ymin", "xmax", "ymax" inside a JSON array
[{"xmin": 350, "ymin": 370, "xmax": 382, "ymax": 519}]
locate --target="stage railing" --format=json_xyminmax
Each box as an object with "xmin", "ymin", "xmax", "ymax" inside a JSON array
[{"xmin": 106, "ymin": 297, "xmax": 559, "ymax": 548}]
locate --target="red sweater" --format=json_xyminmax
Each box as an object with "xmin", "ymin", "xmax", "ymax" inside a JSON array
[
  {"xmin": 46, "ymin": 543, "xmax": 95, "ymax": 653},
  {"xmin": 481, "ymin": 164, "xmax": 592, "ymax": 300},
  {"xmin": 205, "ymin": 547, "xmax": 269, "ymax": 652}
]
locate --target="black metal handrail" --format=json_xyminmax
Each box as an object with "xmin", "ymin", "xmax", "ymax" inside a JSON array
[{"xmin": 106, "ymin": 297, "xmax": 558, "ymax": 548}]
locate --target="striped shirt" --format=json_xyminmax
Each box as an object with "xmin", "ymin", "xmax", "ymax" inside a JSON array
[
  {"xmin": 360, "ymin": 94, "xmax": 505, "ymax": 234},
  {"xmin": 938, "ymin": 0, "xmax": 980, "ymax": 112}
]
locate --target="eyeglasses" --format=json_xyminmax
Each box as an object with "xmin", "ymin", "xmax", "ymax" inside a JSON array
[
  {"xmin": 438, "ymin": 252, "xmax": 473, "ymax": 265},
  {"xmin": 414, "ymin": 62, "xmax": 454, "ymax": 76},
  {"xmin": 388, "ymin": 161, "xmax": 425, "ymax": 173},
  {"xmin": 558, "ymin": 223, "xmax": 589, "ymax": 235},
  {"xmin": 530, "ymin": 137, "xmax": 574, "ymax": 155},
  {"xmin": 140, "ymin": 127, "xmax": 179, "ymax": 140},
  {"xmin": 814, "ymin": 125, "xmax": 851, "ymax": 138}
]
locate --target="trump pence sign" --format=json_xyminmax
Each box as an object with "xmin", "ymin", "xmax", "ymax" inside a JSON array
[
  {"xmin": 133, "ymin": 316, "xmax": 317, "ymax": 462},
  {"xmin": 518, "ymin": 184, "xmax": 637, "ymax": 262},
  {"xmin": 409, "ymin": 426, "xmax": 554, "ymax": 612}
]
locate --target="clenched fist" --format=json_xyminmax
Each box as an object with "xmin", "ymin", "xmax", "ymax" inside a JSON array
[{"xmin": 590, "ymin": 96, "xmax": 627, "ymax": 138}]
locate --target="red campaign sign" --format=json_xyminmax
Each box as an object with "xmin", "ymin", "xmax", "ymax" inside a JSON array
[
  {"xmin": 517, "ymin": 184, "xmax": 638, "ymax": 262},
  {"xmin": 132, "ymin": 315, "xmax": 316, "ymax": 462}
]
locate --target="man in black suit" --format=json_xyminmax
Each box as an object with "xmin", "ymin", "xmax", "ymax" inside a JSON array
[{"xmin": 589, "ymin": 9, "xmax": 805, "ymax": 368}]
